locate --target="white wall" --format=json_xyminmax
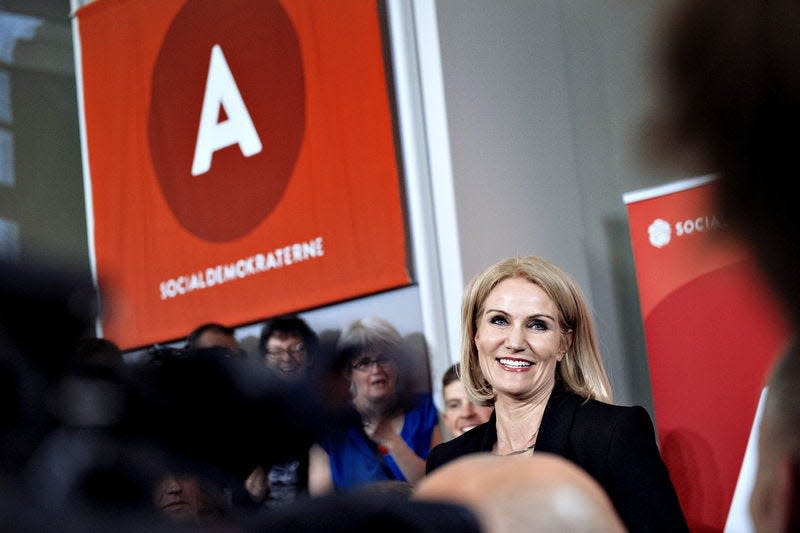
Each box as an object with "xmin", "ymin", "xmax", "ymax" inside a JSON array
[{"xmin": 434, "ymin": 0, "xmax": 680, "ymax": 411}]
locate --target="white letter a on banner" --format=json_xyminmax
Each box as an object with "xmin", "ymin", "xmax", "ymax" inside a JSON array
[{"xmin": 191, "ymin": 44, "xmax": 262, "ymax": 176}]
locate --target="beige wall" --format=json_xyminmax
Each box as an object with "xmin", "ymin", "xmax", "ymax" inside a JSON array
[{"xmin": 435, "ymin": 0, "xmax": 684, "ymax": 410}]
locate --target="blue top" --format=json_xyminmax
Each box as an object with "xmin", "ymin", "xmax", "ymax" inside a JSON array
[{"xmin": 320, "ymin": 393, "xmax": 439, "ymax": 490}]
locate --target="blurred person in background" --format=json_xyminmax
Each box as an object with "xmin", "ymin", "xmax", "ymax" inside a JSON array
[
  {"xmin": 75, "ymin": 336, "xmax": 124, "ymax": 371},
  {"xmin": 652, "ymin": 0, "xmax": 800, "ymax": 330},
  {"xmin": 259, "ymin": 314, "xmax": 319, "ymax": 382},
  {"xmin": 152, "ymin": 470, "xmax": 230, "ymax": 525},
  {"xmin": 748, "ymin": 341, "xmax": 800, "ymax": 533},
  {"xmin": 309, "ymin": 317, "xmax": 441, "ymax": 494},
  {"xmin": 185, "ymin": 322, "xmax": 245, "ymax": 359},
  {"xmin": 654, "ymin": 1, "xmax": 800, "ymax": 530},
  {"xmin": 245, "ymin": 314, "xmax": 321, "ymax": 508},
  {"xmin": 440, "ymin": 362, "xmax": 493, "ymax": 441}
]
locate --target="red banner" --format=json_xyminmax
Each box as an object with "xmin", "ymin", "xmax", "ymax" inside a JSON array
[
  {"xmin": 624, "ymin": 177, "xmax": 789, "ymax": 531},
  {"xmin": 76, "ymin": 0, "xmax": 410, "ymax": 349}
]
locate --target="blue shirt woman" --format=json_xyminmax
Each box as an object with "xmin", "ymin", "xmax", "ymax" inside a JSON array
[
  {"xmin": 308, "ymin": 317, "xmax": 443, "ymax": 494},
  {"xmin": 321, "ymin": 393, "xmax": 439, "ymax": 489}
]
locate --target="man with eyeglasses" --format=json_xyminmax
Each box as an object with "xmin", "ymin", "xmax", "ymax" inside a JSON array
[
  {"xmin": 244, "ymin": 314, "xmax": 321, "ymax": 509},
  {"xmin": 261, "ymin": 316, "xmax": 317, "ymax": 380}
]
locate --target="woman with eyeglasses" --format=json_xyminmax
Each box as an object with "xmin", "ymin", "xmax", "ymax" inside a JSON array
[{"xmin": 308, "ymin": 316, "xmax": 442, "ymax": 494}]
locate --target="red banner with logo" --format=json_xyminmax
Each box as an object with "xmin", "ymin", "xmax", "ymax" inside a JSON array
[
  {"xmin": 624, "ymin": 177, "xmax": 789, "ymax": 532},
  {"xmin": 75, "ymin": 0, "xmax": 410, "ymax": 349}
]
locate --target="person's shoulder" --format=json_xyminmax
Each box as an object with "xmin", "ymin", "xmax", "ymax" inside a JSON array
[
  {"xmin": 576, "ymin": 396, "xmax": 650, "ymax": 421},
  {"xmin": 548, "ymin": 388, "xmax": 651, "ymax": 433},
  {"xmin": 554, "ymin": 388, "xmax": 647, "ymax": 418},
  {"xmin": 566, "ymin": 394, "xmax": 655, "ymax": 444}
]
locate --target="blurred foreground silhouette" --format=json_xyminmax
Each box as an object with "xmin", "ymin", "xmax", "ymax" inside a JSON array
[{"xmin": 0, "ymin": 259, "xmax": 478, "ymax": 532}]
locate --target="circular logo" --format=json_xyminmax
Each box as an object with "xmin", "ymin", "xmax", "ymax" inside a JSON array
[
  {"xmin": 149, "ymin": 0, "xmax": 305, "ymax": 242},
  {"xmin": 648, "ymin": 218, "xmax": 672, "ymax": 248}
]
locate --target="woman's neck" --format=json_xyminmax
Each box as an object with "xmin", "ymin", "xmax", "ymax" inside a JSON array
[
  {"xmin": 492, "ymin": 384, "xmax": 554, "ymax": 455},
  {"xmin": 354, "ymin": 393, "xmax": 400, "ymax": 421}
]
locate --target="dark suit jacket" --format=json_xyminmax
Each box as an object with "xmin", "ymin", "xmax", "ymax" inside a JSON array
[{"xmin": 426, "ymin": 386, "xmax": 688, "ymax": 533}]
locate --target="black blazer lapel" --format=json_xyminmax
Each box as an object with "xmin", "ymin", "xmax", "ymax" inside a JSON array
[{"xmin": 535, "ymin": 387, "xmax": 579, "ymax": 460}]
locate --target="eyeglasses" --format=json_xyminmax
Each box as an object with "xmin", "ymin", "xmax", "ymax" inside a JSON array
[
  {"xmin": 265, "ymin": 344, "xmax": 306, "ymax": 358},
  {"xmin": 350, "ymin": 355, "xmax": 394, "ymax": 372}
]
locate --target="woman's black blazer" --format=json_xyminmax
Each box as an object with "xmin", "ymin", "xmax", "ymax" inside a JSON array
[{"xmin": 426, "ymin": 386, "xmax": 689, "ymax": 533}]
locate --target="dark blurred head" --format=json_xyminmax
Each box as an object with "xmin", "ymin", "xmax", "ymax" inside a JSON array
[
  {"xmin": 0, "ymin": 259, "xmax": 97, "ymax": 475},
  {"xmin": 259, "ymin": 315, "xmax": 319, "ymax": 380},
  {"xmin": 152, "ymin": 471, "xmax": 229, "ymax": 524},
  {"xmin": 76, "ymin": 337, "xmax": 124, "ymax": 370},
  {"xmin": 246, "ymin": 484, "xmax": 482, "ymax": 533},
  {"xmin": 128, "ymin": 345, "xmax": 328, "ymax": 477},
  {"xmin": 750, "ymin": 340, "xmax": 800, "ymax": 533},
  {"xmin": 185, "ymin": 323, "xmax": 244, "ymax": 358},
  {"xmin": 653, "ymin": 0, "xmax": 800, "ymax": 326}
]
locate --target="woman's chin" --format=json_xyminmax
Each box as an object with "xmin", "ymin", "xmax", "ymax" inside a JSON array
[{"xmin": 366, "ymin": 388, "xmax": 394, "ymax": 402}]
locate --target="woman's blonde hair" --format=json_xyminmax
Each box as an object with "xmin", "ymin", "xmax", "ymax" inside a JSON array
[{"xmin": 459, "ymin": 256, "xmax": 612, "ymax": 405}]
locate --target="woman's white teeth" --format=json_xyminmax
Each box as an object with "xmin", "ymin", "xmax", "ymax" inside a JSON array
[{"xmin": 499, "ymin": 358, "xmax": 532, "ymax": 368}]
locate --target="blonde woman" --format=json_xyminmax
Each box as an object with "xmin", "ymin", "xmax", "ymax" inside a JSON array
[{"xmin": 426, "ymin": 256, "xmax": 687, "ymax": 532}]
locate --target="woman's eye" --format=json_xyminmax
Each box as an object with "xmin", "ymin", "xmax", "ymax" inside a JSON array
[
  {"xmin": 489, "ymin": 315, "xmax": 508, "ymax": 325},
  {"xmin": 528, "ymin": 319, "xmax": 548, "ymax": 331}
]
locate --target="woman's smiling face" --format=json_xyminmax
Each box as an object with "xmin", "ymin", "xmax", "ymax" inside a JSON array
[{"xmin": 474, "ymin": 277, "xmax": 571, "ymax": 402}]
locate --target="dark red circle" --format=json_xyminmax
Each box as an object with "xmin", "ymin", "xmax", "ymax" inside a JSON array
[{"xmin": 149, "ymin": 0, "xmax": 305, "ymax": 242}]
